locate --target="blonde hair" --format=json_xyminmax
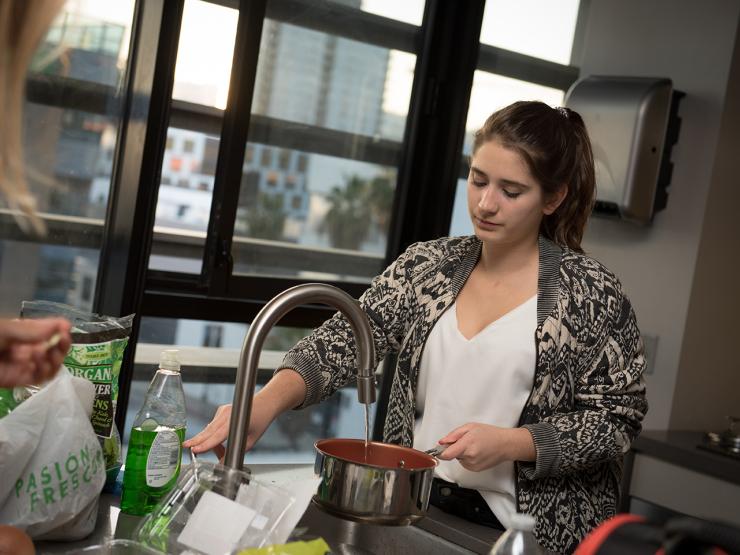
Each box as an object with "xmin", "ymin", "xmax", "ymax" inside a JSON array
[{"xmin": 0, "ymin": 0, "xmax": 65, "ymax": 235}]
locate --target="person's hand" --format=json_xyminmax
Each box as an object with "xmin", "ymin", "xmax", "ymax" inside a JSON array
[
  {"xmin": 183, "ymin": 368, "xmax": 306, "ymax": 460},
  {"xmin": 183, "ymin": 395, "xmax": 277, "ymax": 459},
  {"xmin": 0, "ymin": 318, "xmax": 72, "ymax": 388},
  {"xmin": 435, "ymin": 423, "xmax": 536, "ymax": 471}
]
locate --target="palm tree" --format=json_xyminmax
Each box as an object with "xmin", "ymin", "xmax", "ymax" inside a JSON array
[
  {"xmin": 244, "ymin": 193, "xmax": 286, "ymax": 240},
  {"xmin": 320, "ymin": 176, "xmax": 372, "ymax": 250}
]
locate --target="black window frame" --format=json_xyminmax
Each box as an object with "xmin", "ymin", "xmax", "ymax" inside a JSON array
[{"xmin": 18, "ymin": 0, "xmax": 584, "ymax": 436}]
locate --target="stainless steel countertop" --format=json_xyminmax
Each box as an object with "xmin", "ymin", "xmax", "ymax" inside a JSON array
[{"xmin": 34, "ymin": 464, "xmax": 502, "ymax": 555}]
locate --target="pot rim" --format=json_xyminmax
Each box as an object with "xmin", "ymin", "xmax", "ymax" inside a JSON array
[{"xmin": 314, "ymin": 437, "xmax": 438, "ymax": 472}]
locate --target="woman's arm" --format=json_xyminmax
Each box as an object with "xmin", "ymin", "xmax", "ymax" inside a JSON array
[
  {"xmin": 280, "ymin": 243, "xmax": 420, "ymax": 408},
  {"xmin": 184, "ymin": 368, "xmax": 306, "ymax": 454},
  {"xmin": 185, "ymin": 242, "xmax": 423, "ymax": 455},
  {"xmin": 520, "ymin": 285, "xmax": 648, "ymax": 480}
]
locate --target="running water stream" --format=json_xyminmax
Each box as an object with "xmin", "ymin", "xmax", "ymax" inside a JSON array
[{"xmin": 364, "ymin": 404, "xmax": 371, "ymax": 462}]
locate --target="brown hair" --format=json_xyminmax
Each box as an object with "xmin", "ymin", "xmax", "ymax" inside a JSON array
[
  {"xmin": 472, "ymin": 100, "xmax": 595, "ymax": 253},
  {"xmin": 0, "ymin": 0, "xmax": 65, "ymax": 235}
]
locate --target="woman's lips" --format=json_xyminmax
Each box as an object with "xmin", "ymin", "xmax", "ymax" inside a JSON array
[{"xmin": 475, "ymin": 217, "xmax": 501, "ymax": 230}]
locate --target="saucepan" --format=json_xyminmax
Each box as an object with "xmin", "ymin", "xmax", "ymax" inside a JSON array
[{"xmin": 312, "ymin": 438, "xmax": 439, "ymax": 525}]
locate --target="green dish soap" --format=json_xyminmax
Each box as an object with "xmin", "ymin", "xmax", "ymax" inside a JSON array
[{"xmin": 121, "ymin": 349, "xmax": 186, "ymax": 515}]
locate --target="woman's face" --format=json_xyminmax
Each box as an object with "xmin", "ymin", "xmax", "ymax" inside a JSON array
[{"xmin": 467, "ymin": 139, "xmax": 563, "ymax": 248}]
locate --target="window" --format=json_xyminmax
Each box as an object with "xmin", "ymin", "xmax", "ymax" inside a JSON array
[
  {"xmin": 278, "ymin": 149, "xmax": 291, "ymax": 170},
  {"xmin": 129, "ymin": 318, "xmax": 376, "ymax": 463},
  {"xmin": 202, "ymin": 324, "xmax": 223, "ymax": 347},
  {"xmin": 81, "ymin": 276, "xmax": 93, "ymax": 302},
  {"xmin": 260, "ymin": 147, "xmax": 273, "ymax": 167},
  {"xmin": 448, "ymin": 0, "xmax": 579, "ymax": 237},
  {"xmin": 479, "ymin": 0, "xmax": 580, "ymax": 65},
  {"xmin": 201, "ymin": 136, "xmax": 220, "ymax": 175},
  {"xmin": 297, "ymin": 153, "xmax": 308, "ymax": 173},
  {"xmin": 0, "ymin": 1, "xmax": 136, "ymax": 316},
  {"xmin": 170, "ymin": 157, "xmax": 182, "ymax": 171},
  {"xmin": 127, "ymin": 0, "xmax": 580, "ymax": 465}
]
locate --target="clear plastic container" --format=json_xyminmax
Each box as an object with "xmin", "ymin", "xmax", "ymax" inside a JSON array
[
  {"xmin": 489, "ymin": 513, "xmax": 546, "ymax": 554},
  {"xmin": 63, "ymin": 539, "xmax": 161, "ymax": 554},
  {"xmin": 121, "ymin": 350, "xmax": 187, "ymax": 515},
  {"xmin": 135, "ymin": 457, "xmax": 295, "ymax": 554}
]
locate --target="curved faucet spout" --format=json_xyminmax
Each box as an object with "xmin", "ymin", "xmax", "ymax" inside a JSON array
[{"xmin": 224, "ymin": 283, "xmax": 376, "ymax": 470}]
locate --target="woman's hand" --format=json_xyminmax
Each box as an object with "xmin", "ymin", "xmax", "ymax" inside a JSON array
[
  {"xmin": 183, "ymin": 398, "xmax": 276, "ymax": 459},
  {"xmin": 435, "ymin": 423, "xmax": 536, "ymax": 472},
  {"xmin": 0, "ymin": 318, "xmax": 72, "ymax": 388},
  {"xmin": 183, "ymin": 368, "xmax": 307, "ymax": 459}
]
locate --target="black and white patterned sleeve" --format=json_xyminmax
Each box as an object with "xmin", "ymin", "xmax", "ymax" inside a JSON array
[
  {"xmin": 522, "ymin": 280, "xmax": 648, "ymax": 479},
  {"xmin": 278, "ymin": 244, "xmax": 420, "ymax": 408}
]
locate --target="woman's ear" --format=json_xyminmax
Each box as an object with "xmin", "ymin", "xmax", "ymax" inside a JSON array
[{"xmin": 543, "ymin": 185, "xmax": 568, "ymax": 215}]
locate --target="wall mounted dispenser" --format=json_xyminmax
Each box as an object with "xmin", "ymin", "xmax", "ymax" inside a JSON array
[{"xmin": 565, "ymin": 76, "xmax": 684, "ymax": 224}]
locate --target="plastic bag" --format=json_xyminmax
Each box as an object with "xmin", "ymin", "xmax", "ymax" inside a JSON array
[
  {"xmin": 0, "ymin": 367, "xmax": 106, "ymax": 539},
  {"xmin": 20, "ymin": 300, "xmax": 134, "ymax": 489}
]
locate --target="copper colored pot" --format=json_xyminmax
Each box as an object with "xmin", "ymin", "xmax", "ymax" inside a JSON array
[{"xmin": 313, "ymin": 438, "xmax": 437, "ymax": 526}]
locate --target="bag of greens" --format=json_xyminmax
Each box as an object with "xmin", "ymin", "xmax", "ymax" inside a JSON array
[{"xmin": 20, "ymin": 301, "xmax": 134, "ymax": 490}]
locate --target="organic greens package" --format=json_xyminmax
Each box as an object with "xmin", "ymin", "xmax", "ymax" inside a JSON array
[{"xmin": 20, "ymin": 300, "xmax": 134, "ymax": 486}]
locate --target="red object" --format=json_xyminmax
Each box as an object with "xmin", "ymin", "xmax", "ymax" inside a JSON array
[{"xmin": 574, "ymin": 514, "xmax": 647, "ymax": 554}]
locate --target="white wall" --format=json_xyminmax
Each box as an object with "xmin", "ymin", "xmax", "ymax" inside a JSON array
[
  {"xmin": 576, "ymin": 0, "xmax": 740, "ymax": 429},
  {"xmin": 670, "ymin": 16, "xmax": 740, "ymax": 431}
]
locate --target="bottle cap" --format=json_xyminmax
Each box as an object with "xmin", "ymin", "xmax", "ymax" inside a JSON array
[
  {"xmin": 508, "ymin": 513, "xmax": 536, "ymax": 531},
  {"xmin": 159, "ymin": 349, "xmax": 181, "ymax": 372}
]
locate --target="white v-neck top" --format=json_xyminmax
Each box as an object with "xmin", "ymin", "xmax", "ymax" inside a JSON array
[{"xmin": 413, "ymin": 294, "xmax": 537, "ymax": 527}]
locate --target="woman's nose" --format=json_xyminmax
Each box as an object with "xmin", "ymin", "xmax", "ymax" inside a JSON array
[{"xmin": 478, "ymin": 186, "xmax": 498, "ymax": 213}]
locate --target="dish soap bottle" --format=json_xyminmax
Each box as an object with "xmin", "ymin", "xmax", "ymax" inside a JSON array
[
  {"xmin": 489, "ymin": 513, "xmax": 545, "ymax": 554},
  {"xmin": 121, "ymin": 349, "xmax": 186, "ymax": 515}
]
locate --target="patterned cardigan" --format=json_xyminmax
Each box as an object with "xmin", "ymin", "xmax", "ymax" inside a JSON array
[{"xmin": 281, "ymin": 235, "xmax": 648, "ymax": 554}]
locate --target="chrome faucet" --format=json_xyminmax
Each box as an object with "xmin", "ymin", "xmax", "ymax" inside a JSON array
[{"xmin": 224, "ymin": 283, "xmax": 377, "ymax": 471}]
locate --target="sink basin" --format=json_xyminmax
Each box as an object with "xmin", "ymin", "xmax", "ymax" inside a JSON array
[{"xmin": 296, "ymin": 502, "xmax": 475, "ymax": 554}]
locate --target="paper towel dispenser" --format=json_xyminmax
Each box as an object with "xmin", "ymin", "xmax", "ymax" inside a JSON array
[{"xmin": 565, "ymin": 76, "xmax": 683, "ymax": 224}]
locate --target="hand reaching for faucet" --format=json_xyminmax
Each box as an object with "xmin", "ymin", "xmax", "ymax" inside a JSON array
[{"xmin": 183, "ymin": 368, "xmax": 307, "ymax": 457}]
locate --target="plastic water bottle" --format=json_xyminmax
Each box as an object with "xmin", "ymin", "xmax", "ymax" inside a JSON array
[
  {"xmin": 121, "ymin": 349, "xmax": 187, "ymax": 515},
  {"xmin": 489, "ymin": 513, "xmax": 545, "ymax": 554}
]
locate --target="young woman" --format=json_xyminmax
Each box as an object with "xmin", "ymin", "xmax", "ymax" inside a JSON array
[{"xmin": 185, "ymin": 101, "xmax": 648, "ymax": 554}]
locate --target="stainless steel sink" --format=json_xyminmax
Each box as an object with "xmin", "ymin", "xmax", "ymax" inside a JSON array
[{"xmin": 296, "ymin": 501, "xmax": 477, "ymax": 554}]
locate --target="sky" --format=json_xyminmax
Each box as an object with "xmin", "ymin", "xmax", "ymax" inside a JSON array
[
  {"xmin": 170, "ymin": 0, "xmax": 579, "ymax": 125},
  {"xmin": 60, "ymin": 0, "xmax": 579, "ymax": 128}
]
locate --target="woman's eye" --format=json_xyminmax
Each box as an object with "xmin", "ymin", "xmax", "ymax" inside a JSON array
[
  {"xmin": 471, "ymin": 179, "xmax": 487, "ymax": 188},
  {"xmin": 503, "ymin": 190, "xmax": 521, "ymax": 199}
]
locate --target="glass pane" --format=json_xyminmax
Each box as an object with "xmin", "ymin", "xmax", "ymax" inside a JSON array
[
  {"xmin": 152, "ymin": 0, "xmax": 421, "ymax": 280},
  {"xmin": 358, "ymin": 0, "xmax": 425, "ymax": 26},
  {"xmin": 480, "ymin": 0, "xmax": 580, "ymax": 65},
  {"xmin": 464, "ymin": 70, "xmax": 565, "ymax": 154},
  {"xmin": 232, "ymin": 7, "xmax": 418, "ymax": 282},
  {"xmin": 172, "ymin": 0, "xmax": 237, "ymax": 109},
  {"xmin": 0, "ymin": 1, "xmax": 136, "ymax": 314},
  {"xmin": 233, "ymin": 151, "xmax": 391, "ymax": 281},
  {"xmin": 151, "ymin": 0, "xmax": 238, "ymax": 274},
  {"xmin": 450, "ymin": 72, "xmax": 565, "ymax": 237},
  {"xmin": 126, "ymin": 318, "xmax": 377, "ymax": 464}
]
